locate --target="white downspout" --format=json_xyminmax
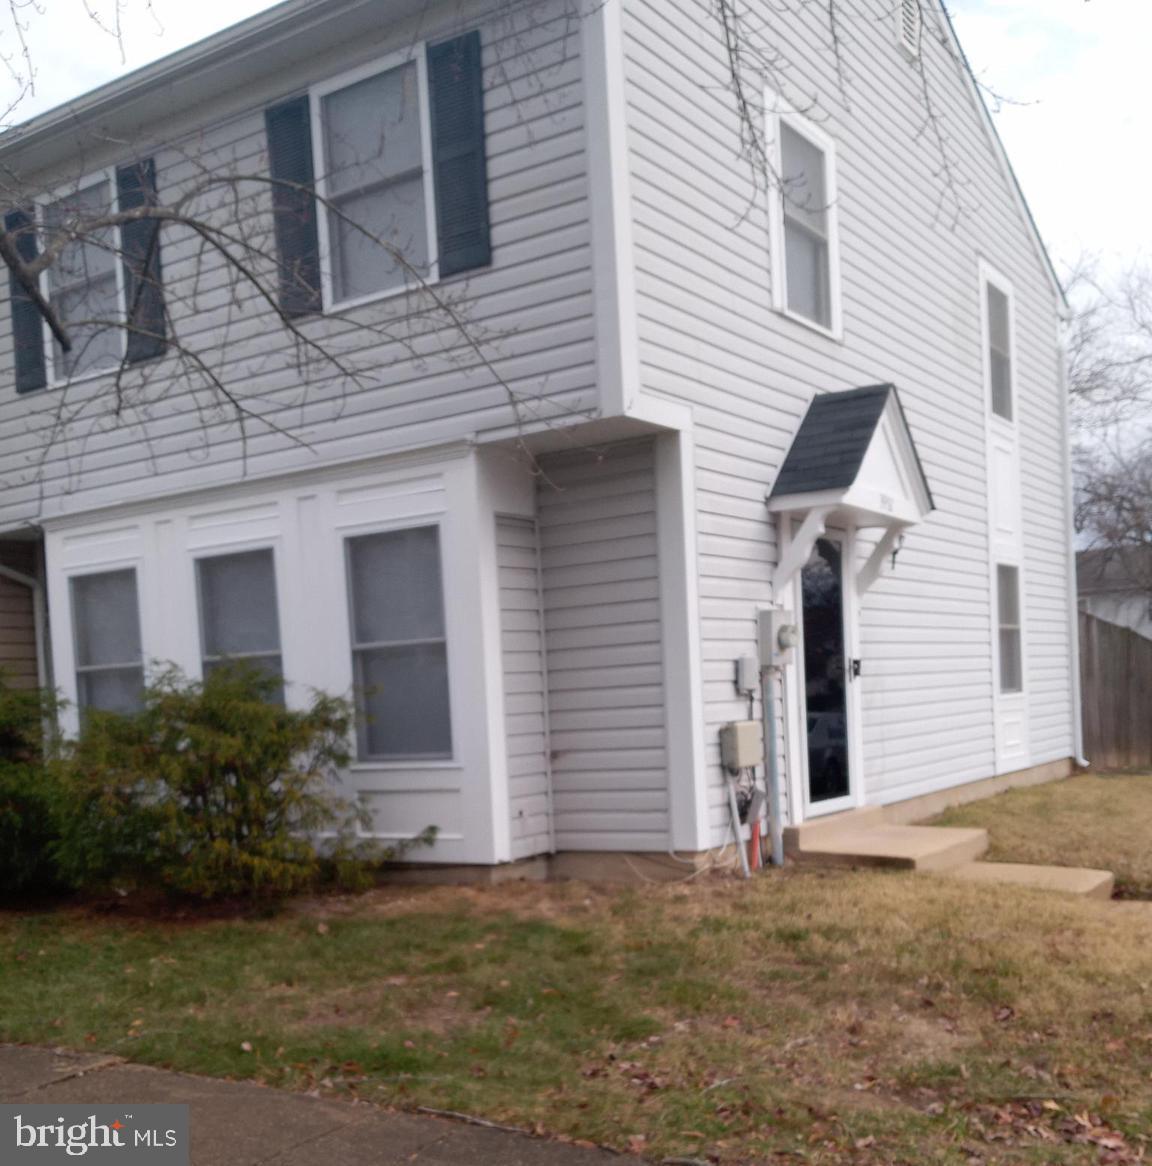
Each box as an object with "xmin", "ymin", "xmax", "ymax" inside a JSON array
[
  {"xmin": 1057, "ymin": 323, "xmax": 1089, "ymax": 768},
  {"xmin": 0, "ymin": 562, "xmax": 49, "ymax": 691}
]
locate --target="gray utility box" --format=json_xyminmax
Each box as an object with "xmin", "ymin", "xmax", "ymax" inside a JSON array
[{"xmin": 719, "ymin": 719, "xmax": 763, "ymax": 772}]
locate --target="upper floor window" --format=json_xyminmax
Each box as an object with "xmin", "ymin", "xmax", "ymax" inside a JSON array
[
  {"xmin": 264, "ymin": 31, "xmax": 491, "ymax": 318},
  {"xmin": 985, "ymin": 278, "xmax": 1014, "ymax": 421},
  {"xmin": 45, "ymin": 179, "xmax": 122, "ymax": 381},
  {"xmin": 767, "ymin": 102, "xmax": 841, "ymax": 338},
  {"xmin": 316, "ymin": 56, "xmax": 433, "ymax": 304},
  {"xmin": 5, "ymin": 159, "xmax": 165, "ymax": 394}
]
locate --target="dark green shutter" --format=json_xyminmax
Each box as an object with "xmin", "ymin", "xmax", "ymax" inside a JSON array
[
  {"xmin": 4, "ymin": 209, "xmax": 46, "ymax": 394},
  {"xmin": 427, "ymin": 31, "xmax": 491, "ymax": 278},
  {"xmin": 265, "ymin": 95, "xmax": 321, "ymax": 316},
  {"xmin": 117, "ymin": 158, "xmax": 167, "ymax": 364}
]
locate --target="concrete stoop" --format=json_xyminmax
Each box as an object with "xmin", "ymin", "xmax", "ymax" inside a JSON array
[
  {"xmin": 784, "ymin": 808, "xmax": 989, "ymax": 871},
  {"xmin": 941, "ymin": 861, "xmax": 1115, "ymax": 900},
  {"xmin": 784, "ymin": 807, "xmax": 1115, "ymax": 899}
]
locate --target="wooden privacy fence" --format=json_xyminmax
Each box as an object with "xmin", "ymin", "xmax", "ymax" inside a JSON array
[{"xmin": 1079, "ymin": 612, "xmax": 1152, "ymax": 770}]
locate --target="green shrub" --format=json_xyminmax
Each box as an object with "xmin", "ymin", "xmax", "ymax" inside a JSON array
[
  {"xmin": 53, "ymin": 662, "xmax": 406, "ymax": 901},
  {"xmin": 0, "ymin": 677, "xmax": 63, "ymax": 899}
]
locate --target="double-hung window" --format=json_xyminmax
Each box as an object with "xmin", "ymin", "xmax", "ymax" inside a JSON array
[
  {"xmin": 265, "ymin": 31, "xmax": 490, "ymax": 316},
  {"xmin": 197, "ymin": 549, "xmax": 284, "ymax": 696},
  {"xmin": 12, "ymin": 160, "xmax": 166, "ymax": 392},
  {"xmin": 45, "ymin": 180, "xmax": 122, "ymax": 381},
  {"xmin": 768, "ymin": 105, "xmax": 841, "ymax": 335},
  {"xmin": 996, "ymin": 564, "xmax": 1023, "ymax": 694},
  {"xmin": 346, "ymin": 525, "xmax": 452, "ymax": 761},
  {"xmin": 71, "ymin": 568, "xmax": 145, "ymax": 714},
  {"xmin": 315, "ymin": 55, "xmax": 435, "ymax": 304}
]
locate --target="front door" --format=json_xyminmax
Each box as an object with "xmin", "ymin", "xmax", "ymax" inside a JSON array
[{"xmin": 801, "ymin": 536, "xmax": 852, "ymax": 811}]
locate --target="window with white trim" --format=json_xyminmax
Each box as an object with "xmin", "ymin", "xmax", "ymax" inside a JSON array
[
  {"xmin": 996, "ymin": 563, "xmax": 1023, "ymax": 693},
  {"xmin": 71, "ymin": 568, "xmax": 144, "ymax": 714},
  {"xmin": 316, "ymin": 56, "xmax": 434, "ymax": 304},
  {"xmin": 197, "ymin": 549, "xmax": 284, "ymax": 696},
  {"xmin": 45, "ymin": 179, "xmax": 121, "ymax": 381},
  {"xmin": 346, "ymin": 525, "xmax": 452, "ymax": 760},
  {"xmin": 986, "ymin": 280, "xmax": 1013, "ymax": 421},
  {"xmin": 768, "ymin": 109, "xmax": 840, "ymax": 335}
]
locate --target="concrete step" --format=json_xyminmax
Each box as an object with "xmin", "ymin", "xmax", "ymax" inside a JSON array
[
  {"xmin": 783, "ymin": 806, "xmax": 887, "ymax": 854},
  {"xmin": 940, "ymin": 861, "xmax": 1115, "ymax": 900},
  {"xmin": 788, "ymin": 824, "xmax": 989, "ymax": 872}
]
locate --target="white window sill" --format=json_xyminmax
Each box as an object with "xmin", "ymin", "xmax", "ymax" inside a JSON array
[
  {"xmin": 773, "ymin": 304, "xmax": 843, "ymax": 343},
  {"xmin": 348, "ymin": 760, "xmax": 462, "ymax": 772},
  {"xmin": 324, "ymin": 267, "xmax": 441, "ymax": 316}
]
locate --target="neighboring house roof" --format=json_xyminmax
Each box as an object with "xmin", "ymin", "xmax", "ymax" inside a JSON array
[
  {"xmin": 1077, "ymin": 547, "xmax": 1152, "ymax": 597},
  {"xmin": 769, "ymin": 384, "xmax": 935, "ymax": 512}
]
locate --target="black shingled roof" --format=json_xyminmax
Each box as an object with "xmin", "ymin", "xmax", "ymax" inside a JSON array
[{"xmin": 770, "ymin": 384, "xmax": 934, "ymax": 508}]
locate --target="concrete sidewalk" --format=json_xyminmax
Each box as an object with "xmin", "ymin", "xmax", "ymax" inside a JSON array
[{"xmin": 0, "ymin": 1045, "xmax": 623, "ymax": 1165}]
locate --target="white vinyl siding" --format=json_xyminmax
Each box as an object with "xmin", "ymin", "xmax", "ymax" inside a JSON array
[
  {"xmin": 621, "ymin": 0, "xmax": 1072, "ymax": 826},
  {"xmin": 496, "ymin": 516, "xmax": 551, "ymax": 860},
  {"xmin": 536, "ymin": 439, "xmax": 668, "ymax": 851},
  {"xmin": 0, "ymin": 0, "xmax": 595, "ymax": 529}
]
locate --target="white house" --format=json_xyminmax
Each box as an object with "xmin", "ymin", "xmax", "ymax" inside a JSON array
[{"xmin": 0, "ymin": 0, "xmax": 1080, "ymax": 876}]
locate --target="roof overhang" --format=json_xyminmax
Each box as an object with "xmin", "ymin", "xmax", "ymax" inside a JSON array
[{"xmin": 768, "ymin": 384, "xmax": 934, "ymax": 595}]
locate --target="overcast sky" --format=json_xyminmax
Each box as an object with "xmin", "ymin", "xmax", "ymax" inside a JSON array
[{"xmin": 3, "ymin": 0, "xmax": 1145, "ymax": 273}]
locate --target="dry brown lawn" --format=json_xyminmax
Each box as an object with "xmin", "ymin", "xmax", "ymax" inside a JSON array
[
  {"xmin": 3, "ymin": 866, "xmax": 1152, "ymax": 1164},
  {"xmin": 932, "ymin": 771, "xmax": 1152, "ymax": 897}
]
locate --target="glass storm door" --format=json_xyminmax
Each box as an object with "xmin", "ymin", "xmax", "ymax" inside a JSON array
[{"xmin": 801, "ymin": 536, "xmax": 851, "ymax": 805}]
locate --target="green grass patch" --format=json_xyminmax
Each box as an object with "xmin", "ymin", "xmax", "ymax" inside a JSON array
[{"xmin": 2, "ymin": 871, "xmax": 1152, "ymax": 1164}]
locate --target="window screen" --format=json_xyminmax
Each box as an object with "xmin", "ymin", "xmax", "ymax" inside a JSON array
[
  {"xmin": 197, "ymin": 549, "xmax": 283, "ymax": 694},
  {"xmin": 987, "ymin": 283, "xmax": 1013, "ymax": 420},
  {"xmin": 321, "ymin": 61, "xmax": 429, "ymax": 302},
  {"xmin": 997, "ymin": 563, "xmax": 1023, "ymax": 693},
  {"xmin": 46, "ymin": 180, "xmax": 122, "ymax": 381},
  {"xmin": 71, "ymin": 568, "xmax": 144, "ymax": 714},
  {"xmin": 346, "ymin": 525, "xmax": 451, "ymax": 760},
  {"xmin": 780, "ymin": 122, "xmax": 831, "ymax": 328}
]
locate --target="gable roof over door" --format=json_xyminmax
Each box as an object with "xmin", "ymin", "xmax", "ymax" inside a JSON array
[{"xmin": 769, "ymin": 383, "xmax": 934, "ymax": 521}]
